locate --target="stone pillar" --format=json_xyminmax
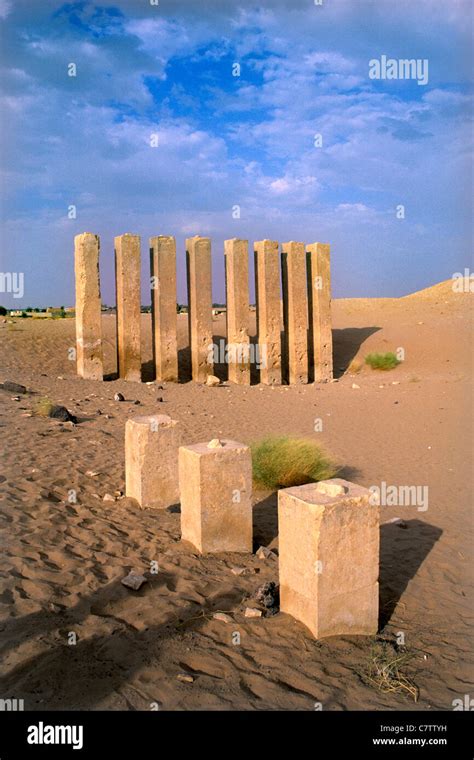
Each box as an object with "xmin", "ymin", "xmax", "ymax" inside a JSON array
[
  {"xmin": 186, "ymin": 236, "xmax": 213, "ymax": 382},
  {"xmin": 150, "ymin": 236, "xmax": 178, "ymax": 382},
  {"xmin": 254, "ymin": 240, "xmax": 281, "ymax": 385},
  {"xmin": 115, "ymin": 234, "xmax": 141, "ymax": 382},
  {"xmin": 306, "ymin": 243, "xmax": 333, "ymax": 382},
  {"xmin": 278, "ymin": 479, "xmax": 379, "ymax": 639},
  {"xmin": 179, "ymin": 439, "xmax": 252, "ymax": 553},
  {"xmin": 225, "ymin": 238, "xmax": 250, "ymax": 385},
  {"xmin": 125, "ymin": 414, "xmax": 179, "ymax": 509},
  {"xmin": 74, "ymin": 233, "xmax": 103, "ymax": 380},
  {"xmin": 281, "ymin": 241, "xmax": 308, "ymax": 384}
]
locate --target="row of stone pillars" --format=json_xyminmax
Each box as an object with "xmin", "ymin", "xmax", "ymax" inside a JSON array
[
  {"xmin": 124, "ymin": 415, "xmax": 379, "ymax": 639},
  {"xmin": 74, "ymin": 232, "xmax": 333, "ymax": 384}
]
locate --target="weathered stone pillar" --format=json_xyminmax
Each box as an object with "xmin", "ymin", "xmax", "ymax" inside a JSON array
[
  {"xmin": 125, "ymin": 414, "xmax": 179, "ymax": 509},
  {"xmin": 74, "ymin": 232, "xmax": 103, "ymax": 380},
  {"xmin": 186, "ymin": 236, "xmax": 213, "ymax": 382},
  {"xmin": 278, "ymin": 479, "xmax": 379, "ymax": 638},
  {"xmin": 306, "ymin": 242, "xmax": 333, "ymax": 382},
  {"xmin": 179, "ymin": 439, "xmax": 252, "ymax": 553},
  {"xmin": 254, "ymin": 240, "xmax": 281, "ymax": 385},
  {"xmin": 281, "ymin": 241, "xmax": 308, "ymax": 384},
  {"xmin": 150, "ymin": 236, "xmax": 178, "ymax": 382},
  {"xmin": 225, "ymin": 238, "xmax": 250, "ymax": 385},
  {"xmin": 115, "ymin": 233, "xmax": 141, "ymax": 382}
]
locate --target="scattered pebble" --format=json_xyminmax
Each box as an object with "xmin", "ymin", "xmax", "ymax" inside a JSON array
[
  {"xmin": 231, "ymin": 566, "xmax": 249, "ymax": 576},
  {"xmin": 208, "ymin": 438, "xmax": 223, "ymax": 449},
  {"xmin": 103, "ymin": 493, "xmax": 115, "ymax": 503},
  {"xmin": 121, "ymin": 572, "xmax": 147, "ymax": 590},
  {"xmin": 244, "ymin": 607, "xmax": 263, "ymax": 618},
  {"xmin": 205, "ymin": 375, "xmax": 221, "ymax": 387},
  {"xmin": 176, "ymin": 674, "xmax": 194, "ymax": 683},
  {"xmin": 256, "ymin": 546, "xmax": 276, "ymax": 560},
  {"xmin": 213, "ymin": 612, "xmax": 233, "ymax": 623},
  {"xmin": 86, "ymin": 470, "xmax": 100, "ymax": 477},
  {"xmin": 352, "ymin": 383, "xmax": 360, "ymax": 389},
  {"xmin": 114, "ymin": 393, "xmax": 125, "ymax": 402},
  {"xmin": 384, "ymin": 517, "xmax": 408, "ymax": 528}
]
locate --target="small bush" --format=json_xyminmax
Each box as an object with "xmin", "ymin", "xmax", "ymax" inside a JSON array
[
  {"xmin": 365, "ymin": 352, "xmax": 400, "ymax": 371},
  {"xmin": 360, "ymin": 641, "xmax": 418, "ymax": 702},
  {"xmin": 35, "ymin": 397, "xmax": 54, "ymax": 417},
  {"xmin": 251, "ymin": 435, "xmax": 337, "ymax": 490}
]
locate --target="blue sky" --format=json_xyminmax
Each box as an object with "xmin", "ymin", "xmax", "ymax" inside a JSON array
[{"xmin": 0, "ymin": 0, "xmax": 472, "ymax": 307}]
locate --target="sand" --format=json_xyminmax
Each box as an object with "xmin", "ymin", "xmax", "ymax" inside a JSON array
[{"xmin": 0, "ymin": 280, "xmax": 472, "ymax": 711}]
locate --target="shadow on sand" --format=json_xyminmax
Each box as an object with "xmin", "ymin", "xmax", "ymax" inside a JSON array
[{"xmin": 332, "ymin": 326, "xmax": 381, "ymax": 377}]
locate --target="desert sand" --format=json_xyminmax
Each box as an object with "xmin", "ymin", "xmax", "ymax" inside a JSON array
[{"xmin": 0, "ymin": 280, "xmax": 472, "ymax": 711}]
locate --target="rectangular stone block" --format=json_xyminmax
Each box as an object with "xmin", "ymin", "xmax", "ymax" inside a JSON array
[
  {"xmin": 225, "ymin": 238, "xmax": 250, "ymax": 385},
  {"xmin": 306, "ymin": 242, "xmax": 333, "ymax": 382},
  {"xmin": 115, "ymin": 233, "xmax": 141, "ymax": 382},
  {"xmin": 150, "ymin": 236, "xmax": 178, "ymax": 382},
  {"xmin": 278, "ymin": 479, "xmax": 379, "ymax": 638},
  {"xmin": 125, "ymin": 414, "xmax": 179, "ymax": 509},
  {"xmin": 254, "ymin": 240, "xmax": 281, "ymax": 385},
  {"xmin": 281, "ymin": 241, "xmax": 308, "ymax": 384},
  {"xmin": 186, "ymin": 236, "xmax": 213, "ymax": 382},
  {"xmin": 179, "ymin": 439, "xmax": 252, "ymax": 554},
  {"xmin": 74, "ymin": 232, "xmax": 103, "ymax": 380}
]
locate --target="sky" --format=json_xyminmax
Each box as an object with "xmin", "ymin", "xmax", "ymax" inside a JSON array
[{"xmin": 0, "ymin": 0, "xmax": 472, "ymax": 307}]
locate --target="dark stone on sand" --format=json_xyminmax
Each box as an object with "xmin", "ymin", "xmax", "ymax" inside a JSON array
[
  {"xmin": 2, "ymin": 381, "xmax": 27, "ymax": 394},
  {"xmin": 48, "ymin": 405, "xmax": 77, "ymax": 423},
  {"xmin": 255, "ymin": 581, "xmax": 280, "ymax": 611}
]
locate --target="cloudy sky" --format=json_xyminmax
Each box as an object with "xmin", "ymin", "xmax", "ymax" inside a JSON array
[{"xmin": 0, "ymin": 0, "xmax": 472, "ymax": 307}]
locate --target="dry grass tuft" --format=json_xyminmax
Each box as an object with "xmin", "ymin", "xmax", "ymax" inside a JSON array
[
  {"xmin": 361, "ymin": 641, "xmax": 419, "ymax": 702},
  {"xmin": 251, "ymin": 435, "xmax": 338, "ymax": 490}
]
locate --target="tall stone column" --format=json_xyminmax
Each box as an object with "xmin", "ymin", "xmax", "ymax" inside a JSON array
[
  {"xmin": 115, "ymin": 233, "xmax": 141, "ymax": 382},
  {"xmin": 306, "ymin": 242, "xmax": 333, "ymax": 382},
  {"xmin": 74, "ymin": 233, "xmax": 103, "ymax": 380},
  {"xmin": 281, "ymin": 241, "xmax": 308, "ymax": 384},
  {"xmin": 254, "ymin": 239, "xmax": 281, "ymax": 385},
  {"xmin": 225, "ymin": 238, "xmax": 250, "ymax": 385},
  {"xmin": 186, "ymin": 236, "xmax": 213, "ymax": 382},
  {"xmin": 278, "ymin": 479, "xmax": 379, "ymax": 638},
  {"xmin": 150, "ymin": 236, "xmax": 178, "ymax": 382}
]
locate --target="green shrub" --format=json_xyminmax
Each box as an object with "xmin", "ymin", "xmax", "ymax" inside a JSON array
[
  {"xmin": 365, "ymin": 352, "xmax": 401, "ymax": 371},
  {"xmin": 35, "ymin": 397, "xmax": 54, "ymax": 417},
  {"xmin": 251, "ymin": 435, "xmax": 337, "ymax": 490}
]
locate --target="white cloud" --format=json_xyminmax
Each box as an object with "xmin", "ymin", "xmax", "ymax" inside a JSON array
[{"xmin": 0, "ymin": 0, "xmax": 11, "ymax": 21}]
